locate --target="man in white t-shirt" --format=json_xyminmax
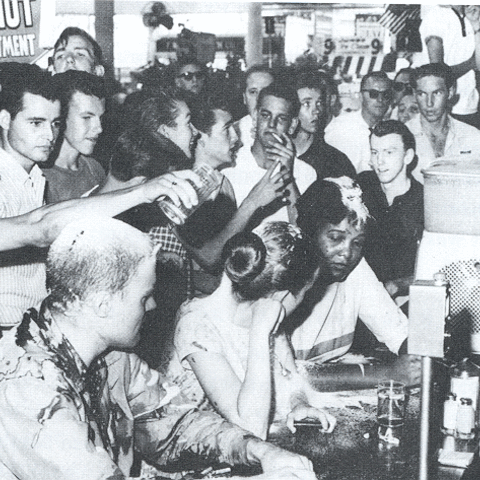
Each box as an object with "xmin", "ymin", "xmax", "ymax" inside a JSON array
[
  {"xmin": 224, "ymin": 83, "xmax": 317, "ymax": 225},
  {"xmin": 416, "ymin": 5, "xmax": 480, "ymax": 128}
]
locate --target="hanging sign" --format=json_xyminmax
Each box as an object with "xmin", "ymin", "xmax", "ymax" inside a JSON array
[{"xmin": 0, "ymin": 0, "xmax": 41, "ymax": 63}]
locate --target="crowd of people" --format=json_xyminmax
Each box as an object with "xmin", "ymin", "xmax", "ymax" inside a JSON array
[{"xmin": 1, "ymin": 6, "xmax": 480, "ymax": 476}]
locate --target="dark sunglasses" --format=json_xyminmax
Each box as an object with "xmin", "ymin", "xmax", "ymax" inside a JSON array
[
  {"xmin": 393, "ymin": 81, "xmax": 410, "ymax": 92},
  {"xmin": 362, "ymin": 89, "xmax": 393, "ymax": 101},
  {"xmin": 177, "ymin": 71, "xmax": 205, "ymax": 81}
]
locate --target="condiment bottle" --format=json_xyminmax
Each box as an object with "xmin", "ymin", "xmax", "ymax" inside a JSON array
[
  {"xmin": 443, "ymin": 392, "xmax": 457, "ymax": 433},
  {"xmin": 456, "ymin": 398, "xmax": 475, "ymax": 439},
  {"xmin": 450, "ymin": 358, "xmax": 480, "ymax": 413}
]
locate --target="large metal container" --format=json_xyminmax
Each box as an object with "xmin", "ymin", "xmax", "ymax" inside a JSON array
[{"xmin": 423, "ymin": 158, "xmax": 480, "ymax": 235}]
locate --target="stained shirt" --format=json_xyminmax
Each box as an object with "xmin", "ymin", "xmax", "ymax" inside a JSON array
[
  {"xmin": 0, "ymin": 148, "xmax": 47, "ymax": 326},
  {"xmin": 0, "ymin": 303, "xmax": 259, "ymax": 480},
  {"xmin": 358, "ymin": 171, "xmax": 424, "ymax": 283},
  {"xmin": 290, "ymin": 258, "xmax": 408, "ymax": 363}
]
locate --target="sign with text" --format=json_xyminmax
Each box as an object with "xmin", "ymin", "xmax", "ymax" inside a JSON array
[
  {"xmin": 0, "ymin": 0, "xmax": 41, "ymax": 63},
  {"xmin": 317, "ymin": 36, "xmax": 383, "ymax": 57},
  {"xmin": 355, "ymin": 14, "xmax": 383, "ymax": 38}
]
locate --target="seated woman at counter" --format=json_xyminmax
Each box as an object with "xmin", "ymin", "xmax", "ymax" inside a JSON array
[
  {"xmin": 288, "ymin": 176, "xmax": 420, "ymax": 389},
  {"xmin": 166, "ymin": 221, "xmax": 336, "ymax": 440}
]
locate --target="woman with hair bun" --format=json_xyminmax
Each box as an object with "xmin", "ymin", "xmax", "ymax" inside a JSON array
[{"xmin": 167, "ymin": 221, "xmax": 336, "ymax": 440}]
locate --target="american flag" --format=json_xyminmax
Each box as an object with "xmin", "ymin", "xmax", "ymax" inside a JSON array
[{"xmin": 379, "ymin": 4, "xmax": 421, "ymax": 35}]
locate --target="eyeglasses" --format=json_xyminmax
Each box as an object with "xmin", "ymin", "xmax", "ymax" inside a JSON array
[
  {"xmin": 177, "ymin": 71, "xmax": 205, "ymax": 81},
  {"xmin": 393, "ymin": 82, "xmax": 411, "ymax": 92},
  {"xmin": 361, "ymin": 89, "xmax": 393, "ymax": 102}
]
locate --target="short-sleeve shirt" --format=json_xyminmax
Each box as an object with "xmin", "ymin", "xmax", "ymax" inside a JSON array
[
  {"xmin": 43, "ymin": 155, "xmax": 106, "ymax": 203},
  {"xmin": 0, "ymin": 149, "xmax": 46, "ymax": 326}
]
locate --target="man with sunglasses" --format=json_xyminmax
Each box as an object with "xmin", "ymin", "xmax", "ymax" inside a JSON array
[
  {"xmin": 174, "ymin": 59, "xmax": 207, "ymax": 98},
  {"xmin": 325, "ymin": 71, "xmax": 392, "ymax": 174}
]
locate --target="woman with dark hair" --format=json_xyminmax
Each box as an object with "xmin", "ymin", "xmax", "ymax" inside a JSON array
[
  {"xmin": 167, "ymin": 221, "xmax": 336, "ymax": 440},
  {"xmin": 287, "ymin": 176, "xmax": 419, "ymax": 388}
]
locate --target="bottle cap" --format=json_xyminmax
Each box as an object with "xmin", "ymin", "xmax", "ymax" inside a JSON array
[{"xmin": 460, "ymin": 397, "xmax": 473, "ymax": 406}]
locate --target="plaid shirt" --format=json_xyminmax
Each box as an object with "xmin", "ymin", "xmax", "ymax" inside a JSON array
[{"xmin": 149, "ymin": 225, "xmax": 193, "ymax": 299}]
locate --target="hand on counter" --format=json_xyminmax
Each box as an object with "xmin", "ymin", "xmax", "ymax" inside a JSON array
[{"xmin": 286, "ymin": 404, "xmax": 336, "ymax": 434}]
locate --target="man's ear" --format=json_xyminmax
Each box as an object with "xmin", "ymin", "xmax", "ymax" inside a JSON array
[
  {"xmin": 404, "ymin": 148, "xmax": 415, "ymax": 166},
  {"xmin": 288, "ymin": 117, "xmax": 299, "ymax": 136},
  {"xmin": 94, "ymin": 65, "xmax": 105, "ymax": 77},
  {"xmin": 448, "ymin": 84, "xmax": 456, "ymax": 102},
  {"xmin": 90, "ymin": 291, "xmax": 112, "ymax": 318},
  {"xmin": 0, "ymin": 109, "xmax": 11, "ymax": 131},
  {"xmin": 158, "ymin": 123, "xmax": 169, "ymax": 138}
]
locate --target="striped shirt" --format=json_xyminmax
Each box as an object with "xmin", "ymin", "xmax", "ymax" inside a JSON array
[{"xmin": 0, "ymin": 149, "xmax": 47, "ymax": 326}]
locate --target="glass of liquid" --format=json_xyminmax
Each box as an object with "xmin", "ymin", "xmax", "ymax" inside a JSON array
[
  {"xmin": 158, "ymin": 163, "xmax": 222, "ymax": 225},
  {"xmin": 377, "ymin": 380, "xmax": 406, "ymax": 447}
]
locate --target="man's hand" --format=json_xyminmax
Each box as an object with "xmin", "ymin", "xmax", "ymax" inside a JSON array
[
  {"xmin": 388, "ymin": 354, "xmax": 421, "ymax": 387},
  {"xmin": 286, "ymin": 405, "xmax": 336, "ymax": 434},
  {"xmin": 243, "ymin": 160, "xmax": 291, "ymax": 210},
  {"xmin": 258, "ymin": 444, "xmax": 313, "ymax": 473},
  {"xmin": 141, "ymin": 170, "xmax": 203, "ymax": 208},
  {"xmin": 265, "ymin": 132, "xmax": 295, "ymax": 172}
]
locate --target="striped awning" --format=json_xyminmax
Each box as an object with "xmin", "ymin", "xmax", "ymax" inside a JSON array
[{"xmin": 379, "ymin": 4, "xmax": 421, "ymax": 35}]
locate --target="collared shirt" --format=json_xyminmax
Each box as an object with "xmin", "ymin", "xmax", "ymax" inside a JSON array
[
  {"xmin": 406, "ymin": 115, "xmax": 480, "ymax": 183},
  {"xmin": 222, "ymin": 144, "xmax": 317, "ymax": 223},
  {"xmin": 0, "ymin": 148, "xmax": 46, "ymax": 326},
  {"xmin": 324, "ymin": 110, "xmax": 373, "ymax": 174},
  {"xmin": 290, "ymin": 258, "xmax": 408, "ymax": 362},
  {"xmin": 416, "ymin": 5, "xmax": 478, "ymax": 115},
  {"xmin": 298, "ymin": 134, "xmax": 357, "ymax": 180},
  {"xmin": 0, "ymin": 303, "xmax": 258, "ymax": 480},
  {"xmin": 358, "ymin": 171, "xmax": 424, "ymax": 283}
]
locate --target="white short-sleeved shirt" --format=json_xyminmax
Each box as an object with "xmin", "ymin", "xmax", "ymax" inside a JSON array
[
  {"xmin": 291, "ymin": 258, "xmax": 409, "ymax": 363},
  {"xmin": 0, "ymin": 149, "xmax": 46, "ymax": 326},
  {"xmin": 324, "ymin": 110, "xmax": 373, "ymax": 174},
  {"xmin": 223, "ymin": 144, "xmax": 317, "ymax": 223},
  {"xmin": 416, "ymin": 5, "xmax": 478, "ymax": 116},
  {"xmin": 406, "ymin": 115, "xmax": 480, "ymax": 183}
]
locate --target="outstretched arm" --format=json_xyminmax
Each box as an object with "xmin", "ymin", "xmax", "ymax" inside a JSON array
[{"xmin": 0, "ymin": 171, "xmax": 201, "ymax": 252}]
